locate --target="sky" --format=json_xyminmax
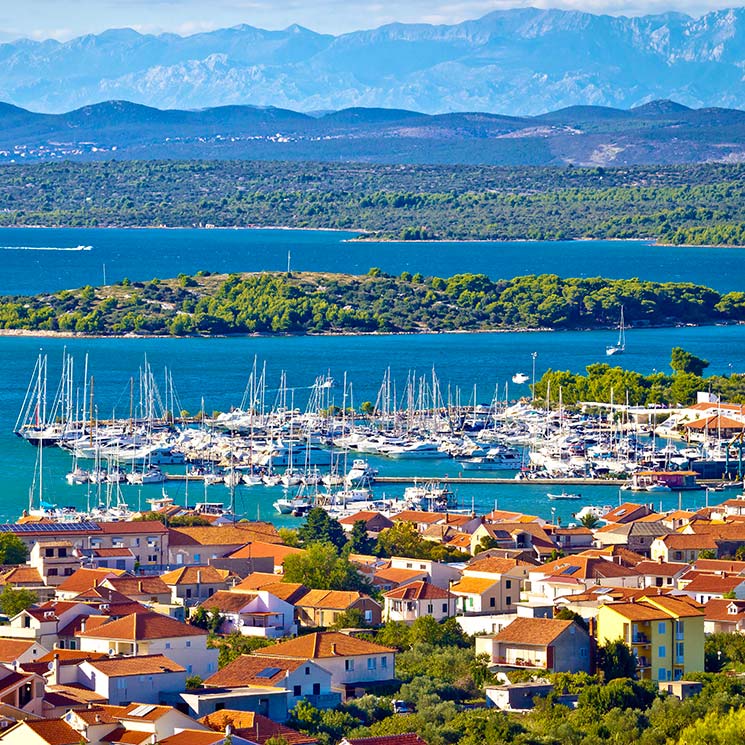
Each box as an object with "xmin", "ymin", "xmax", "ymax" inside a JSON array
[{"xmin": 0, "ymin": 0, "xmax": 740, "ymax": 42}]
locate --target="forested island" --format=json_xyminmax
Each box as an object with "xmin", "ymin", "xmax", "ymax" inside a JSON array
[
  {"xmin": 1, "ymin": 160, "xmax": 745, "ymax": 245},
  {"xmin": 1, "ymin": 270, "xmax": 744, "ymax": 336}
]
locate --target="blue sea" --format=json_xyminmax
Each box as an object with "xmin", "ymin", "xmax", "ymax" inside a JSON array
[{"xmin": 0, "ymin": 227, "xmax": 743, "ymax": 524}]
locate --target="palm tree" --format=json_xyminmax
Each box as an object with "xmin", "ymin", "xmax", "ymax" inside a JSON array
[{"xmin": 579, "ymin": 513, "xmax": 601, "ymax": 530}]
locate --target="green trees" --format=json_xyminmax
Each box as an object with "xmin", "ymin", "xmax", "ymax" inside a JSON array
[
  {"xmin": 282, "ymin": 542, "xmax": 371, "ymax": 592},
  {"xmin": 0, "ymin": 585, "xmax": 37, "ymax": 617},
  {"xmin": 374, "ymin": 521, "xmax": 465, "ymax": 561},
  {"xmin": 0, "ymin": 534, "xmax": 28, "ymax": 565},
  {"xmin": 597, "ymin": 639, "xmax": 638, "ymax": 681},
  {"xmin": 671, "ymin": 346, "xmax": 710, "ymax": 376},
  {"xmin": 346, "ymin": 521, "xmax": 375, "ymax": 555},
  {"xmin": 297, "ymin": 507, "xmax": 347, "ymax": 551}
]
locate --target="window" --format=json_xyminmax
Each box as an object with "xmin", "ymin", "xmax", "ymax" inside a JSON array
[
  {"xmin": 186, "ymin": 588, "xmax": 192, "ymax": 598},
  {"xmin": 165, "ymin": 642, "xmax": 171, "ymax": 649},
  {"xmin": 345, "ymin": 659, "xmax": 354, "ymax": 671},
  {"xmin": 406, "ymin": 563, "xmax": 412, "ymax": 569},
  {"xmin": 364, "ymin": 610, "xmax": 373, "ymax": 622},
  {"xmin": 442, "ymin": 603, "xmax": 448, "ymax": 613},
  {"xmin": 313, "ymin": 683, "xmax": 320, "ymax": 695},
  {"xmin": 381, "ymin": 656, "xmax": 388, "ymax": 669},
  {"xmin": 489, "ymin": 597, "xmax": 495, "ymax": 608},
  {"xmin": 658, "ymin": 622, "xmax": 667, "ymax": 634},
  {"xmin": 186, "ymin": 641, "xmax": 191, "ymax": 648},
  {"xmin": 427, "ymin": 604, "xmax": 433, "ymax": 614},
  {"xmin": 59, "ymin": 548, "xmax": 67, "ymax": 557},
  {"xmin": 188, "ymin": 665, "xmax": 193, "ymax": 674},
  {"xmin": 506, "ymin": 596, "xmax": 512, "ymax": 605},
  {"xmin": 48, "ymin": 568, "xmax": 58, "ymax": 576},
  {"xmin": 305, "ymin": 667, "xmax": 310, "ymax": 675},
  {"xmin": 658, "ymin": 646, "xmax": 666, "ymax": 658},
  {"xmin": 506, "ymin": 580, "xmax": 512, "ymax": 589},
  {"xmin": 117, "ymin": 679, "xmax": 127, "ymax": 689},
  {"xmin": 45, "ymin": 548, "xmax": 54, "ymax": 557},
  {"xmin": 367, "ymin": 658, "xmax": 377, "ymax": 671},
  {"xmin": 658, "ymin": 668, "xmax": 668, "ymax": 681},
  {"xmin": 469, "ymin": 597, "xmax": 474, "ymax": 608},
  {"xmin": 293, "ymin": 685, "xmax": 302, "ymax": 697},
  {"xmin": 194, "ymin": 553, "xmax": 201, "ymax": 562}
]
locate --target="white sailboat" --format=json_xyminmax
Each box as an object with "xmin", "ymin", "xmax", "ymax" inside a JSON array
[{"xmin": 606, "ymin": 306, "xmax": 626, "ymax": 356}]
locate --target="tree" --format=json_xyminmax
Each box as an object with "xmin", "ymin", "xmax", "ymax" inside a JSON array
[
  {"xmin": 554, "ymin": 608, "xmax": 589, "ymax": 633},
  {"xmin": 0, "ymin": 534, "xmax": 28, "ymax": 565},
  {"xmin": 189, "ymin": 606, "xmax": 209, "ymax": 630},
  {"xmin": 185, "ymin": 675, "xmax": 203, "ymax": 689},
  {"xmin": 597, "ymin": 639, "xmax": 638, "ymax": 681},
  {"xmin": 671, "ymin": 347, "xmax": 710, "ymax": 376},
  {"xmin": 375, "ymin": 522, "xmax": 425, "ymax": 558},
  {"xmin": 330, "ymin": 608, "xmax": 368, "ymax": 630},
  {"xmin": 579, "ymin": 513, "xmax": 601, "ymax": 529},
  {"xmin": 0, "ymin": 585, "xmax": 37, "ymax": 617},
  {"xmin": 297, "ymin": 508, "xmax": 347, "ymax": 551},
  {"xmin": 208, "ymin": 632, "xmax": 275, "ymax": 668},
  {"xmin": 283, "ymin": 542, "xmax": 371, "ymax": 592},
  {"xmin": 346, "ymin": 521, "xmax": 374, "ymax": 555}
]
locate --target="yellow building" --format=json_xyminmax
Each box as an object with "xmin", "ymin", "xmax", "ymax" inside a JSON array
[{"xmin": 596, "ymin": 595, "xmax": 704, "ymax": 681}]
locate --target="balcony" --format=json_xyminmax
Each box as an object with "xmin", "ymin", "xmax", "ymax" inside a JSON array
[{"xmin": 631, "ymin": 633, "xmax": 650, "ymax": 645}]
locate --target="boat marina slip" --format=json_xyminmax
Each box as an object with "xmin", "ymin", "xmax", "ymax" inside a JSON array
[{"xmin": 2, "ymin": 228, "xmax": 745, "ymax": 526}]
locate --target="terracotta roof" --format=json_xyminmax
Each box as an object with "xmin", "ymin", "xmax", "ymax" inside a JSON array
[
  {"xmin": 253, "ymin": 631, "xmax": 394, "ymax": 659},
  {"xmin": 603, "ymin": 503, "xmax": 651, "ymax": 524},
  {"xmin": 198, "ymin": 591, "xmax": 255, "ymax": 613},
  {"xmin": 205, "ymin": 655, "xmax": 306, "ymax": 688},
  {"xmin": 168, "ymin": 523, "xmax": 281, "ymax": 547},
  {"xmin": 295, "ymin": 590, "xmax": 370, "ymax": 610},
  {"xmin": 446, "ymin": 533, "xmax": 473, "ymax": 549},
  {"xmin": 85, "ymin": 654, "xmax": 185, "ymax": 677},
  {"xmin": 682, "ymin": 574, "xmax": 745, "ymax": 594},
  {"xmin": 102, "ymin": 576, "xmax": 170, "ymax": 597},
  {"xmin": 450, "ymin": 577, "xmax": 499, "ymax": 595},
  {"xmin": 92, "ymin": 548, "xmax": 135, "ymax": 558},
  {"xmin": 44, "ymin": 683, "xmax": 108, "ymax": 705},
  {"xmin": 0, "ymin": 566, "xmax": 44, "ymax": 585},
  {"xmin": 77, "ymin": 611, "xmax": 207, "ymax": 640},
  {"xmin": 384, "ymin": 581, "xmax": 450, "ymax": 601},
  {"xmin": 232, "ymin": 576, "xmax": 308, "ymax": 603},
  {"xmin": 232, "ymin": 573, "xmax": 279, "ymax": 590},
  {"xmin": 643, "ymin": 595, "xmax": 704, "ymax": 618},
  {"xmin": 601, "ymin": 601, "xmax": 671, "ymax": 622},
  {"xmin": 161, "ymin": 566, "xmax": 231, "ymax": 585},
  {"xmin": 227, "ymin": 542, "xmax": 306, "ymax": 565},
  {"xmin": 37, "ymin": 649, "xmax": 109, "ymax": 665},
  {"xmin": 56, "ymin": 568, "xmax": 125, "ymax": 593},
  {"xmin": 659, "ymin": 534, "xmax": 718, "ymax": 549},
  {"xmin": 535, "ymin": 556, "xmax": 639, "ymax": 581},
  {"xmin": 338, "ymin": 512, "xmax": 393, "ymax": 526},
  {"xmin": 199, "ymin": 710, "xmax": 317, "ymax": 745},
  {"xmin": 685, "ymin": 414, "xmax": 745, "ymax": 430},
  {"xmin": 102, "ymin": 728, "xmax": 152, "ymax": 745},
  {"xmin": 466, "ymin": 557, "xmax": 531, "ymax": 574},
  {"xmin": 634, "ymin": 561, "xmax": 689, "ymax": 577},
  {"xmin": 492, "ymin": 617, "xmax": 577, "ymax": 646},
  {"xmin": 70, "ymin": 707, "xmax": 120, "ymax": 725},
  {"xmin": 372, "ymin": 567, "xmax": 427, "ymax": 585},
  {"xmin": 391, "ymin": 511, "xmax": 447, "ymax": 524},
  {"xmin": 15, "ymin": 720, "xmax": 82, "ymax": 745},
  {"xmin": 694, "ymin": 558, "xmax": 745, "ymax": 574},
  {"xmin": 0, "ymin": 639, "xmax": 39, "ymax": 663},
  {"xmin": 704, "ymin": 598, "xmax": 745, "ymax": 621}
]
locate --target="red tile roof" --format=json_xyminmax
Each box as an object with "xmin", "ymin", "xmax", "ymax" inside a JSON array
[
  {"xmin": 85, "ymin": 654, "xmax": 185, "ymax": 677},
  {"xmin": 77, "ymin": 611, "xmax": 207, "ymax": 640},
  {"xmin": 344, "ymin": 735, "xmax": 427, "ymax": 745},
  {"xmin": 204, "ymin": 655, "xmax": 307, "ymax": 687},
  {"xmin": 200, "ymin": 710, "xmax": 317, "ymax": 745},
  {"xmin": 253, "ymin": 631, "xmax": 394, "ymax": 659},
  {"xmin": 15, "ymin": 720, "xmax": 82, "ymax": 745},
  {"xmin": 492, "ymin": 617, "xmax": 577, "ymax": 646},
  {"xmin": 384, "ymin": 581, "xmax": 450, "ymax": 601}
]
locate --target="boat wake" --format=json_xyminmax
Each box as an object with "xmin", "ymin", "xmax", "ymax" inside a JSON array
[{"xmin": 1, "ymin": 245, "xmax": 92, "ymax": 252}]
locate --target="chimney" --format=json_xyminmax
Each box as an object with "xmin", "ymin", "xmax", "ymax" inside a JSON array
[
  {"xmin": 95, "ymin": 715, "xmax": 101, "ymax": 724},
  {"xmin": 138, "ymin": 581, "xmax": 143, "ymax": 593},
  {"xmin": 197, "ymin": 570, "xmax": 202, "ymax": 585},
  {"xmin": 49, "ymin": 652, "xmax": 60, "ymax": 686},
  {"xmin": 80, "ymin": 618, "xmax": 87, "ymax": 633},
  {"xmin": 330, "ymin": 643, "xmax": 337, "ymax": 655}
]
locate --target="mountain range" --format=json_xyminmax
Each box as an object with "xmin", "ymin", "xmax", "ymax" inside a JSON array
[
  {"xmin": 3, "ymin": 8, "xmax": 745, "ymax": 115},
  {"xmin": 1, "ymin": 98, "xmax": 745, "ymax": 166}
]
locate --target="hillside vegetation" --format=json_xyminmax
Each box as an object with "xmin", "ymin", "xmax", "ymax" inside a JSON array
[
  {"xmin": 1, "ymin": 270, "xmax": 744, "ymax": 336},
  {"xmin": 2, "ymin": 161, "xmax": 745, "ymax": 245}
]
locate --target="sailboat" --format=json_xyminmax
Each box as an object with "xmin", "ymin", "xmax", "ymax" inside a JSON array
[{"xmin": 606, "ymin": 306, "xmax": 626, "ymax": 356}]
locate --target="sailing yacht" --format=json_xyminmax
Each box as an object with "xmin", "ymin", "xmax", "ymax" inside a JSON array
[{"xmin": 606, "ymin": 306, "xmax": 626, "ymax": 356}]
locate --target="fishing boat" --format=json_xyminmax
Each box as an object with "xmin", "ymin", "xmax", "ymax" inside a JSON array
[
  {"xmin": 547, "ymin": 491, "xmax": 582, "ymax": 500},
  {"xmin": 606, "ymin": 306, "xmax": 626, "ymax": 356},
  {"xmin": 512, "ymin": 373, "xmax": 529, "ymax": 384}
]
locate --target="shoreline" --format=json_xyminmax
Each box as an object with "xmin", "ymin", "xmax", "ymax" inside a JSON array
[
  {"xmin": 0, "ymin": 224, "xmax": 743, "ymax": 248},
  {"xmin": 0, "ymin": 321, "xmax": 736, "ymax": 341}
]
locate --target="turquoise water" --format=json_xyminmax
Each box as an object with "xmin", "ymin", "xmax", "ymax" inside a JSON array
[
  {"xmin": 1, "ymin": 227, "xmax": 744, "ymax": 524},
  {"xmin": 1, "ymin": 227, "xmax": 744, "ymax": 295},
  {"xmin": 3, "ymin": 325, "xmax": 743, "ymax": 524}
]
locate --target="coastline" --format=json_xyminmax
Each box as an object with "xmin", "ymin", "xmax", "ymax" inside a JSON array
[{"xmin": 1, "ymin": 223, "xmax": 743, "ymax": 248}]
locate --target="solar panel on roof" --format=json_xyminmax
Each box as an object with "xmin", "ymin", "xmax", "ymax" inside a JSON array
[
  {"xmin": 257, "ymin": 667, "xmax": 282, "ymax": 678},
  {"xmin": 561, "ymin": 566, "xmax": 580, "ymax": 575},
  {"xmin": 0, "ymin": 521, "xmax": 101, "ymax": 533},
  {"xmin": 129, "ymin": 704, "xmax": 157, "ymax": 717}
]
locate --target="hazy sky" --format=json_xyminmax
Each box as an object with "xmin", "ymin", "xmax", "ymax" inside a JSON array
[{"xmin": 0, "ymin": 0, "xmax": 740, "ymax": 41}]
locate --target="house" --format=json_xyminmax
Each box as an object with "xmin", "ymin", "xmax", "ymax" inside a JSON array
[
  {"xmin": 199, "ymin": 590, "xmax": 297, "ymax": 639},
  {"xmin": 76, "ymin": 611, "xmax": 218, "ymax": 679},
  {"xmin": 449, "ymin": 576, "xmax": 504, "ymax": 615},
  {"xmin": 339, "ymin": 512, "xmax": 394, "ymax": 536},
  {"xmin": 27, "ymin": 541, "xmax": 80, "ymax": 587},
  {"xmin": 180, "ymin": 685, "xmax": 289, "ymax": 721},
  {"xmin": 0, "ymin": 664, "xmax": 45, "ymax": 716},
  {"xmin": 64, "ymin": 702, "xmax": 210, "ymax": 742},
  {"xmin": 386, "ymin": 557, "xmax": 461, "ymax": 589},
  {"xmin": 596, "ymin": 595, "xmax": 705, "ymax": 681},
  {"xmin": 77, "ymin": 654, "xmax": 187, "ymax": 705},
  {"xmin": 456, "ymin": 556, "xmax": 531, "ymax": 614},
  {"xmin": 527, "ymin": 555, "xmax": 640, "ymax": 603},
  {"xmin": 226, "ymin": 543, "xmax": 307, "ymax": 574},
  {"xmin": 703, "ymin": 598, "xmax": 745, "ymax": 634},
  {"xmin": 55, "ymin": 568, "xmax": 126, "ymax": 600},
  {"xmin": 161, "ymin": 566, "xmax": 232, "ymax": 606},
  {"xmin": 100, "ymin": 576, "xmax": 173, "ymax": 605},
  {"xmin": 204, "ymin": 654, "xmax": 339, "ymax": 709},
  {"xmin": 634, "ymin": 560, "xmax": 690, "ymax": 589},
  {"xmin": 0, "ymin": 719, "xmax": 82, "ymax": 745},
  {"xmin": 678, "ymin": 573, "xmax": 745, "ymax": 604},
  {"xmin": 159, "ymin": 730, "xmax": 257, "ymax": 745},
  {"xmin": 92, "ymin": 521, "xmax": 170, "ymax": 567},
  {"xmin": 603, "ymin": 503, "xmax": 656, "ymax": 524},
  {"xmin": 369, "ymin": 566, "xmax": 429, "ymax": 592},
  {"xmin": 253, "ymin": 631, "xmax": 396, "ymax": 698},
  {"xmin": 651, "ymin": 534, "xmax": 718, "ymax": 563},
  {"xmin": 199, "ymin": 710, "xmax": 319, "ymax": 745},
  {"xmin": 551, "ymin": 527, "xmax": 594, "ymax": 553},
  {"xmin": 0, "ymin": 639, "xmax": 48, "ymax": 666},
  {"xmin": 83, "ymin": 548, "xmax": 137, "ymax": 572},
  {"xmin": 167, "ymin": 524, "xmax": 281, "ymax": 566},
  {"xmin": 475, "ymin": 617, "xmax": 592, "ymax": 673},
  {"xmin": 293, "ymin": 590, "xmax": 382, "ymax": 628},
  {"xmin": 1, "ymin": 601, "xmax": 103, "ymax": 650},
  {"xmin": 594, "ymin": 521, "xmax": 672, "ymax": 556},
  {"xmin": 383, "ymin": 581, "xmax": 456, "ymax": 623},
  {"xmin": 485, "ymin": 681, "xmax": 555, "ymax": 711},
  {"xmin": 469, "ymin": 522, "xmax": 558, "ymax": 559}
]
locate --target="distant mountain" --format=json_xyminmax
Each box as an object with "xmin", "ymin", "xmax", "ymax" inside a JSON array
[
  {"xmin": 1, "ymin": 99, "xmax": 745, "ymax": 166},
  {"xmin": 3, "ymin": 8, "xmax": 745, "ymax": 115}
]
